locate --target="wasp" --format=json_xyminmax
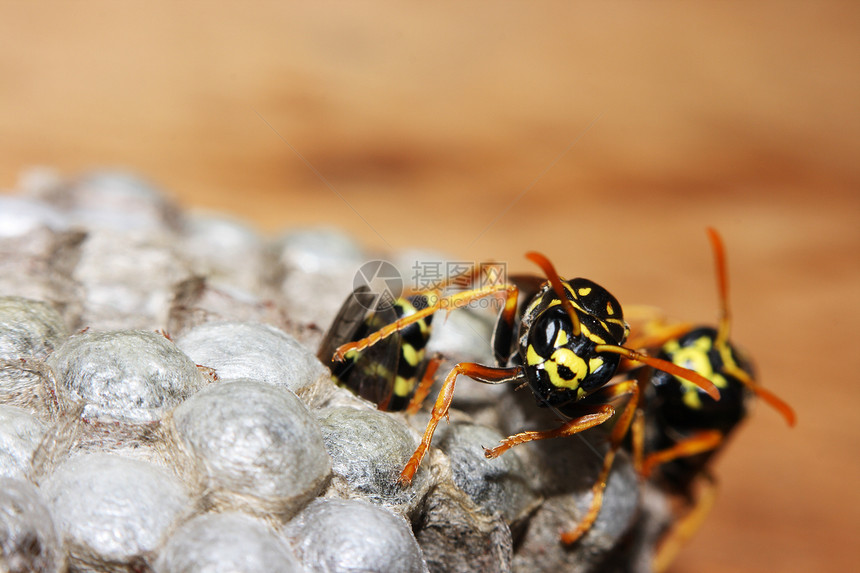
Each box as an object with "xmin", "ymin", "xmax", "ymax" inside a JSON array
[
  {"xmin": 626, "ymin": 229, "xmax": 795, "ymax": 571},
  {"xmin": 327, "ymin": 252, "xmax": 721, "ymax": 544}
]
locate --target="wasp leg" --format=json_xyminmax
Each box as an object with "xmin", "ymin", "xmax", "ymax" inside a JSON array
[
  {"xmin": 482, "ymin": 405, "xmax": 615, "ymax": 459},
  {"xmin": 404, "ymin": 260, "xmax": 506, "ymax": 297},
  {"xmin": 653, "ymin": 472, "xmax": 718, "ymax": 573},
  {"xmin": 631, "ymin": 407, "xmax": 646, "ymax": 476},
  {"xmin": 404, "ymin": 353, "xmax": 443, "ymax": 415},
  {"xmin": 627, "ymin": 367, "xmax": 651, "ymax": 475},
  {"xmin": 559, "ymin": 378, "xmax": 641, "ymax": 545},
  {"xmin": 334, "ymin": 284, "xmax": 519, "ymax": 362},
  {"xmin": 398, "ymin": 362, "xmax": 524, "ymax": 485},
  {"xmin": 640, "ymin": 430, "xmax": 724, "ymax": 479}
]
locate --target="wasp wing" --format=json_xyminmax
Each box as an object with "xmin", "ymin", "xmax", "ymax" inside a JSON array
[
  {"xmin": 317, "ymin": 286, "xmax": 375, "ymax": 364},
  {"xmin": 317, "ymin": 286, "xmax": 402, "ymax": 410}
]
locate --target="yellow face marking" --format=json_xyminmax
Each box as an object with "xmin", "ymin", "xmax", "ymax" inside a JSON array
[
  {"xmin": 683, "ymin": 386, "xmax": 704, "ymax": 409},
  {"xmin": 548, "ymin": 296, "xmax": 587, "ymax": 315},
  {"xmin": 716, "ymin": 339, "xmax": 740, "ymax": 373},
  {"xmin": 579, "ymin": 322, "xmax": 606, "ymax": 345},
  {"xmin": 577, "ymin": 287, "xmax": 592, "ymax": 297},
  {"xmin": 555, "ymin": 329, "xmax": 569, "ymax": 347},
  {"xmin": 545, "ymin": 348, "xmax": 587, "ymax": 390},
  {"xmin": 665, "ymin": 336, "xmax": 728, "ymax": 409},
  {"xmin": 526, "ymin": 345, "xmax": 544, "ymax": 366},
  {"xmin": 545, "ymin": 290, "xmax": 624, "ymax": 345},
  {"xmin": 563, "ymin": 283, "xmax": 577, "ymax": 299}
]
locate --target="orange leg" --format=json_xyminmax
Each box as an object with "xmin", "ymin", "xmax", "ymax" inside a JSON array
[
  {"xmin": 653, "ymin": 472, "xmax": 718, "ymax": 573},
  {"xmin": 640, "ymin": 430, "xmax": 724, "ymax": 479},
  {"xmin": 404, "ymin": 354, "xmax": 443, "ymax": 415},
  {"xmin": 631, "ymin": 407, "xmax": 646, "ymax": 476},
  {"xmin": 560, "ymin": 378, "xmax": 640, "ymax": 544},
  {"xmin": 398, "ymin": 362, "xmax": 524, "ymax": 485},
  {"xmin": 401, "ymin": 260, "xmax": 498, "ymax": 297},
  {"xmin": 376, "ymin": 395, "xmax": 392, "ymax": 412},
  {"xmin": 628, "ymin": 367, "xmax": 651, "ymax": 475},
  {"xmin": 334, "ymin": 283, "xmax": 518, "ymax": 362},
  {"xmin": 483, "ymin": 404, "xmax": 616, "ymax": 459}
]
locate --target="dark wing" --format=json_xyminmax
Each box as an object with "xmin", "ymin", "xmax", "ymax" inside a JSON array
[
  {"xmin": 351, "ymin": 304, "xmax": 402, "ymax": 410},
  {"xmin": 317, "ymin": 286, "xmax": 374, "ymax": 364},
  {"xmin": 317, "ymin": 286, "xmax": 401, "ymax": 410},
  {"xmin": 507, "ymin": 274, "xmax": 547, "ymax": 309}
]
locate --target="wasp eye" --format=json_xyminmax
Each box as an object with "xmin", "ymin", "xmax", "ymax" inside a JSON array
[{"xmin": 531, "ymin": 306, "xmax": 568, "ymax": 357}]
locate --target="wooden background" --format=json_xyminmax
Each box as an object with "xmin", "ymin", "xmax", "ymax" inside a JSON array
[{"xmin": 1, "ymin": 3, "xmax": 858, "ymax": 571}]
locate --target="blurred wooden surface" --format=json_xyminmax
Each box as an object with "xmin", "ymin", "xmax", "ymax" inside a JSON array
[{"xmin": 1, "ymin": 3, "xmax": 858, "ymax": 571}]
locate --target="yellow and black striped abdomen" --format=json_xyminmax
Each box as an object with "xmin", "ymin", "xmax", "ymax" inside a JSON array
[{"xmin": 386, "ymin": 296, "xmax": 433, "ymax": 410}]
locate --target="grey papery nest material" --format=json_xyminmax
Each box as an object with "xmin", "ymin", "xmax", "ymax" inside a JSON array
[{"xmin": 0, "ymin": 169, "xmax": 669, "ymax": 573}]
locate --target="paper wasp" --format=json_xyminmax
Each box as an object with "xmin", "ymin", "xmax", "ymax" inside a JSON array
[
  {"xmin": 626, "ymin": 229, "xmax": 795, "ymax": 571},
  {"xmin": 323, "ymin": 253, "xmax": 720, "ymax": 543}
]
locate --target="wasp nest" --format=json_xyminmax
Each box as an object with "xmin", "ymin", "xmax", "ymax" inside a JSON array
[{"xmin": 0, "ymin": 170, "xmax": 669, "ymax": 573}]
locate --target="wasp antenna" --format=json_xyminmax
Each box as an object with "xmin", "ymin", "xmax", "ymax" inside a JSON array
[
  {"xmin": 595, "ymin": 344, "xmax": 721, "ymax": 401},
  {"xmin": 751, "ymin": 384, "xmax": 797, "ymax": 427},
  {"xmin": 725, "ymin": 363, "xmax": 797, "ymax": 427},
  {"xmin": 525, "ymin": 251, "xmax": 581, "ymax": 337},
  {"xmin": 706, "ymin": 228, "xmax": 732, "ymax": 348}
]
